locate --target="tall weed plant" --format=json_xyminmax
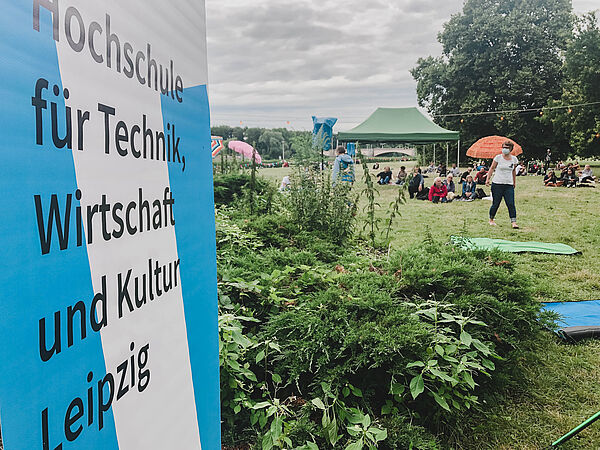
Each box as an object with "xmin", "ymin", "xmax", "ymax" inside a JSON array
[{"xmin": 286, "ymin": 167, "xmax": 357, "ymax": 244}]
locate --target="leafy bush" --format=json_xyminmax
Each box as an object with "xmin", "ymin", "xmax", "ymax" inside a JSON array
[
  {"xmin": 214, "ymin": 173, "xmax": 273, "ymax": 206},
  {"xmin": 214, "ymin": 173, "xmax": 544, "ymax": 449},
  {"xmin": 286, "ymin": 168, "xmax": 357, "ymax": 244}
]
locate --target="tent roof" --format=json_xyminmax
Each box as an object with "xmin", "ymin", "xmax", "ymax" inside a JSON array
[{"xmin": 338, "ymin": 107, "xmax": 459, "ymax": 143}]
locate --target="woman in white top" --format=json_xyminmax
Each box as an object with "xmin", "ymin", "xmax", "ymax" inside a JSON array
[{"xmin": 485, "ymin": 141, "xmax": 519, "ymax": 229}]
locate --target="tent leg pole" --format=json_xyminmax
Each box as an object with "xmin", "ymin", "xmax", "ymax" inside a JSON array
[
  {"xmin": 457, "ymin": 140, "xmax": 461, "ymax": 169},
  {"xmin": 433, "ymin": 144, "xmax": 436, "ymax": 166},
  {"xmin": 446, "ymin": 142, "xmax": 449, "ymax": 168}
]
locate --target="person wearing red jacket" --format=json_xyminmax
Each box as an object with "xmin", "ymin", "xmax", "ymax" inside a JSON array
[{"xmin": 428, "ymin": 177, "xmax": 448, "ymax": 203}]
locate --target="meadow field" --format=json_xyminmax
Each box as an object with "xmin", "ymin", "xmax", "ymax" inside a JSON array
[{"xmin": 256, "ymin": 161, "xmax": 600, "ymax": 449}]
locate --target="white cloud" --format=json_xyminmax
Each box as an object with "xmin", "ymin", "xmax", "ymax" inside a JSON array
[{"xmin": 206, "ymin": 0, "xmax": 598, "ymax": 130}]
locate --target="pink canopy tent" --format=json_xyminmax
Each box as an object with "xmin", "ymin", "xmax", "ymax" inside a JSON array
[{"xmin": 228, "ymin": 140, "xmax": 262, "ymax": 164}]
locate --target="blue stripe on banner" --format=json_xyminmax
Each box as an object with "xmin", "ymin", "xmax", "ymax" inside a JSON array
[
  {"xmin": 0, "ymin": 3, "xmax": 118, "ymax": 449},
  {"xmin": 162, "ymin": 86, "xmax": 221, "ymax": 449}
]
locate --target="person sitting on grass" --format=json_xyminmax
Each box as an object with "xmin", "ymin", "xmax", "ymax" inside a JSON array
[
  {"xmin": 475, "ymin": 167, "xmax": 488, "ymax": 185},
  {"xmin": 462, "ymin": 175, "xmax": 477, "ymax": 200},
  {"xmin": 395, "ymin": 166, "xmax": 407, "ymax": 185},
  {"xmin": 579, "ymin": 165, "xmax": 596, "ymax": 184},
  {"xmin": 377, "ymin": 166, "xmax": 393, "ymax": 185},
  {"xmin": 408, "ymin": 167, "xmax": 425, "ymax": 199},
  {"xmin": 515, "ymin": 163, "xmax": 526, "ymax": 176},
  {"xmin": 279, "ymin": 175, "xmax": 291, "ymax": 191},
  {"xmin": 562, "ymin": 167, "xmax": 577, "ymax": 188},
  {"xmin": 450, "ymin": 163, "xmax": 461, "ymax": 177},
  {"xmin": 460, "ymin": 169, "xmax": 471, "ymax": 184},
  {"xmin": 544, "ymin": 170, "xmax": 562, "ymax": 187},
  {"xmin": 443, "ymin": 174, "xmax": 456, "ymax": 201},
  {"xmin": 428, "ymin": 177, "xmax": 448, "ymax": 203}
]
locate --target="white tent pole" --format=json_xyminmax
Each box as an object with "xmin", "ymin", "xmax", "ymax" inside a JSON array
[
  {"xmin": 457, "ymin": 140, "xmax": 461, "ymax": 169},
  {"xmin": 446, "ymin": 142, "xmax": 449, "ymax": 168},
  {"xmin": 433, "ymin": 143, "xmax": 436, "ymax": 166}
]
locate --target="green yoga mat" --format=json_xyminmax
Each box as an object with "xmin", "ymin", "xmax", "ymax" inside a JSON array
[{"xmin": 451, "ymin": 236, "xmax": 580, "ymax": 254}]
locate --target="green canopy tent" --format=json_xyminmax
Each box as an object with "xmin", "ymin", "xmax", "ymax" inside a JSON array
[{"xmin": 337, "ymin": 107, "xmax": 461, "ymax": 167}]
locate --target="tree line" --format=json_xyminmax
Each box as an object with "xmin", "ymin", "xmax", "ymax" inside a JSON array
[
  {"xmin": 411, "ymin": 0, "xmax": 600, "ymax": 160},
  {"xmin": 210, "ymin": 125, "xmax": 311, "ymax": 160}
]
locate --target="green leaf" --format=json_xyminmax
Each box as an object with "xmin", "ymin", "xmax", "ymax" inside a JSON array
[
  {"xmin": 311, "ymin": 398, "xmax": 326, "ymax": 410},
  {"xmin": 268, "ymin": 342, "xmax": 281, "ymax": 352},
  {"xmin": 262, "ymin": 432, "xmax": 273, "ymax": 450},
  {"xmin": 345, "ymin": 439, "xmax": 364, "ymax": 450},
  {"xmin": 429, "ymin": 367, "xmax": 459, "ymax": 384},
  {"xmin": 434, "ymin": 344, "xmax": 445, "ymax": 356},
  {"xmin": 381, "ymin": 402, "xmax": 392, "ymax": 415},
  {"xmin": 406, "ymin": 361, "xmax": 426, "ymax": 368},
  {"xmin": 432, "ymin": 392, "xmax": 451, "ymax": 411},
  {"xmin": 471, "ymin": 338, "xmax": 491, "ymax": 355},
  {"xmin": 460, "ymin": 330, "xmax": 473, "ymax": 347},
  {"xmin": 325, "ymin": 416, "xmax": 339, "ymax": 445},
  {"xmin": 347, "ymin": 410, "xmax": 365, "ymax": 424},
  {"xmin": 369, "ymin": 427, "xmax": 388, "ymax": 442},
  {"xmin": 463, "ymin": 371, "xmax": 476, "ymax": 389},
  {"xmin": 305, "ymin": 442, "xmax": 319, "ymax": 450},
  {"xmin": 259, "ymin": 413, "xmax": 268, "ymax": 428},
  {"xmin": 272, "ymin": 373, "xmax": 282, "ymax": 384},
  {"xmin": 362, "ymin": 414, "xmax": 371, "ymax": 428},
  {"xmin": 482, "ymin": 359, "xmax": 496, "ymax": 371},
  {"xmin": 445, "ymin": 344, "xmax": 458, "ymax": 354},
  {"xmin": 390, "ymin": 383, "xmax": 405, "ymax": 395},
  {"xmin": 255, "ymin": 350, "xmax": 265, "ymax": 364},
  {"xmin": 233, "ymin": 404, "xmax": 241, "ymax": 414},
  {"xmin": 253, "ymin": 401, "xmax": 272, "ymax": 410},
  {"xmin": 351, "ymin": 386, "xmax": 363, "ymax": 397},
  {"xmin": 410, "ymin": 374, "xmax": 425, "ymax": 399},
  {"xmin": 342, "ymin": 386, "xmax": 350, "ymax": 397}
]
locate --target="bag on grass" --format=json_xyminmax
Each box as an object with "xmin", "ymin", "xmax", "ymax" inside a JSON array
[{"xmin": 476, "ymin": 188, "xmax": 487, "ymax": 199}]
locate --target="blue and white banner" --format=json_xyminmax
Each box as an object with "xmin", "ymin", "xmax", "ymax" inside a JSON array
[{"xmin": 0, "ymin": 1, "xmax": 220, "ymax": 449}]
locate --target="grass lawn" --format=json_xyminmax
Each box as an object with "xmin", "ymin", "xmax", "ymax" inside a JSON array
[{"xmin": 257, "ymin": 162, "xmax": 600, "ymax": 449}]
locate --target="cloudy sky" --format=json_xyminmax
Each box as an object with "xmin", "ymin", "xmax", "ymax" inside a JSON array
[{"xmin": 206, "ymin": 0, "xmax": 599, "ymax": 131}]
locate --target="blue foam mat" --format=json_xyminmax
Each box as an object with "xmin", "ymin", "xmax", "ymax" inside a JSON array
[{"xmin": 542, "ymin": 300, "xmax": 600, "ymax": 328}]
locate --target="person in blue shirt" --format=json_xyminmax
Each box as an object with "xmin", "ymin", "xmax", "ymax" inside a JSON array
[
  {"xmin": 461, "ymin": 174, "xmax": 477, "ymax": 200},
  {"xmin": 332, "ymin": 146, "xmax": 355, "ymax": 186},
  {"xmin": 377, "ymin": 166, "xmax": 393, "ymax": 185}
]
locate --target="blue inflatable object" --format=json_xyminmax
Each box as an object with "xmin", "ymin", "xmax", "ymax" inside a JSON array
[
  {"xmin": 543, "ymin": 301, "xmax": 600, "ymax": 341},
  {"xmin": 312, "ymin": 116, "xmax": 338, "ymax": 152}
]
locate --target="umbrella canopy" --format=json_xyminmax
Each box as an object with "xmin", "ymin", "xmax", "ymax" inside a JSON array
[
  {"xmin": 228, "ymin": 140, "xmax": 262, "ymax": 164},
  {"xmin": 211, "ymin": 136, "xmax": 224, "ymax": 158},
  {"xmin": 466, "ymin": 136, "xmax": 523, "ymax": 159}
]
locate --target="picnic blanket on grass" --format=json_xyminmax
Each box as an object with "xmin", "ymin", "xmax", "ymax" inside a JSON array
[{"xmin": 451, "ymin": 236, "xmax": 579, "ymax": 254}]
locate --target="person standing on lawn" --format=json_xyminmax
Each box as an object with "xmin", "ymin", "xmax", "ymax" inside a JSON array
[
  {"xmin": 331, "ymin": 146, "xmax": 355, "ymax": 186},
  {"xmin": 486, "ymin": 140, "xmax": 519, "ymax": 229}
]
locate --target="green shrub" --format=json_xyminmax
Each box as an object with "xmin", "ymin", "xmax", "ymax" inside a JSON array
[
  {"xmin": 286, "ymin": 168, "xmax": 357, "ymax": 244},
  {"xmin": 214, "ymin": 173, "xmax": 273, "ymax": 206}
]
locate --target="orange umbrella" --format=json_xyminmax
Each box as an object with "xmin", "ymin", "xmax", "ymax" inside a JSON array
[{"xmin": 466, "ymin": 136, "xmax": 523, "ymax": 159}]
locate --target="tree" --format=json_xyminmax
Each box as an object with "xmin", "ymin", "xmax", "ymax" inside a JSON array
[
  {"xmin": 211, "ymin": 125, "xmax": 233, "ymax": 139},
  {"xmin": 411, "ymin": 0, "xmax": 574, "ymax": 159},
  {"xmin": 258, "ymin": 130, "xmax": 284, "ymax": 159},
  {"xmin": 544, "ymin": 12, "xmax": 600, "ymax": 157}
]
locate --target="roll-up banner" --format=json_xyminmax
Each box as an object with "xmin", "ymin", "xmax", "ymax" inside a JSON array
[{"xmin": 0, "ymin": 1, "xmax": 220, "ymax": 449}]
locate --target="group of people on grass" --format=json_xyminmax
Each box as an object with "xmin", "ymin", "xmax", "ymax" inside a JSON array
[
  {"xmin": 371, "ymin": 141, "xmax": 521, "ymax": 228},
  {"xmin": 329, "ymin": 143, "xmax": 598, "ymax": 228},
  {"xmin": 543, "ymin": 162, "xmax": 596, "ymax": 188},
  {"xmin": 406, "ymin": 168, "xmax": 481, "ymax": 203}
]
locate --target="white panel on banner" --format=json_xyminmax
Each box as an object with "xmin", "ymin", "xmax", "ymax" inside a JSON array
[{"xmin": 0, "ymin": 1, "xmax": 220, "ymax": 449}]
